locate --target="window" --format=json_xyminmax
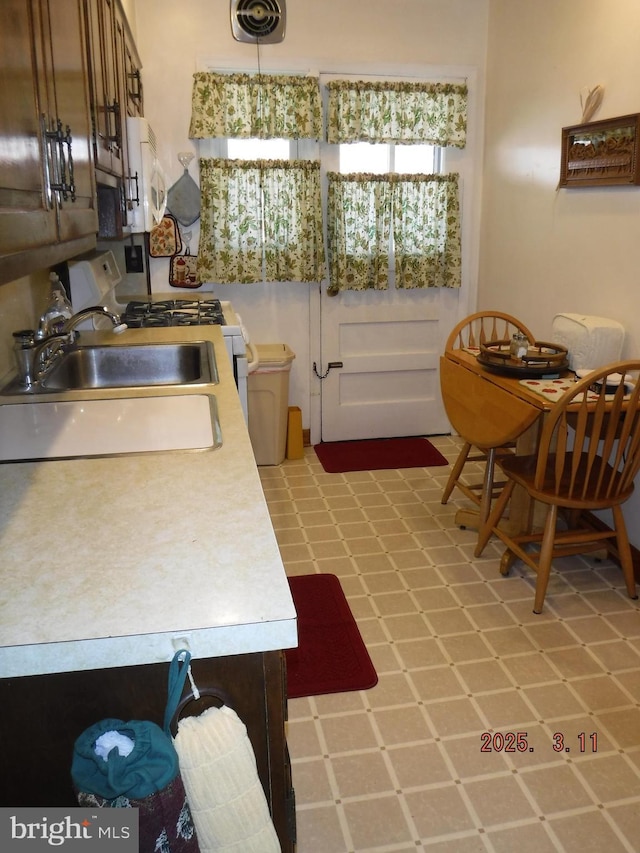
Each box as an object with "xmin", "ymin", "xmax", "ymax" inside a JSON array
[
  {"xmin": 197, "ymin": 158, "xmax": 325, "ymax": 284},
  {"xmin": 339, "ymin": 142, "xmax": 439, "ymax": 175},
  {"xmin": 324, "ymin": 75, "xmax": 465, "ymax": 292},
  {"xmin": 192, "ymin": 72, "xmax": 464, "ymax": 289},
  {"xmin": 328, "ymin": 142, "xmax": 458, "ymax": 293},
  {"xmin": 227, "ymin": 138, "xmax": 290, "ymax": 160}
]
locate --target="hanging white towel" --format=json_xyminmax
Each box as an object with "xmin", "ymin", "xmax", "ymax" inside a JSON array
[{"xmin": 174, "ymin": 704, "xmax": 280, "ymax": 853}]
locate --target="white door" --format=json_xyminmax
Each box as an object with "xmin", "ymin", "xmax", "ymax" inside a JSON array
[
  {"xmin": 316, "ymin": 93, "xmax": 476, "ymax": 443},
  {"xmin": 319, "ymin": 286, "xmax": 460, "ymax": 441}
]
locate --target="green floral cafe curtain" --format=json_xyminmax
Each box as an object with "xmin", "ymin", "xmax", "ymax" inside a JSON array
[
  {"xmin": 189, "ymin": 72, "xmax": 322, "ymax": 139},
  {"xmin": 327, "ymin": 172, "xmax": 461, "ymax": 293},
  {"xmin": 197, "ymin": 159, "xmax": 325, "ymax": 284},
  {"xmin": 326, "ymin": 80, "xmax": 467, "ymax": 148}
]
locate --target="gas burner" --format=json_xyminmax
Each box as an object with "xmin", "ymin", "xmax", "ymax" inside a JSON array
[
  {"xmin": 144, "ymin": 314, "xmax": 173, "ymax": 327},
  {"xmin": 123, "ymin": 301, "xmax": 154, "ymax": 314},
  {"xmin": 121, "ymin": 298, "xmax": 226, "ymax": 328}
]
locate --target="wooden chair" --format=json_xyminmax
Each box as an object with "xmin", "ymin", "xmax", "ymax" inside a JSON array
[
  {"xmin": 474, "ymin": 361, "xmax": 640, "ymax": 613},
  {"xmin": 441, "ymin": 311, "xmax": 536, "ymax": 528}
]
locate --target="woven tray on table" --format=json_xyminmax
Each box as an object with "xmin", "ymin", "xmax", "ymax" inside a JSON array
[{"xmin": 477, "ymin": 340, "xmax": 569, "ymax": 378}]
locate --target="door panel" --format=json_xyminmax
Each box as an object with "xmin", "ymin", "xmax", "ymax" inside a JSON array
[{"xmin": 320, "ymin": 288, "xmax": 459, "ymax": 441}]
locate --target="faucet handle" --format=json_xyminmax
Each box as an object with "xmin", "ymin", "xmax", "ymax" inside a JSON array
[{"xmin": 13, "ymin": 329, "xmax": 36, "ymax": 348}]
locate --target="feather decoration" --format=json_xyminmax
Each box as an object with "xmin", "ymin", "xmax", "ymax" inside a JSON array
[{"xmin": 581, "ymin": 85, "xmax": 604, "ymax": 123}]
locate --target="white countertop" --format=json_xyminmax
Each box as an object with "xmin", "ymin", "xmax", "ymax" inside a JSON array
[{"xmin": 0, "ymin": 325, "xmax": 297, "ymax": 678}]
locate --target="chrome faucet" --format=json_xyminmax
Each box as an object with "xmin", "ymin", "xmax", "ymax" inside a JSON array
[
  {"xmin": 13, "ymin": 306, "xmax": 127, "ymax": 388},
  {"xmin": 57, "ymin": 305, "xmax": 127, "ymax": 337}
]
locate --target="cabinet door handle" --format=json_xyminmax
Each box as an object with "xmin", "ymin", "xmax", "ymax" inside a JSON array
[
  {"xmin": 128, "ymin": 69, "xmax": 143, "ymax": 103},
  {"xmin": 126, "ymin": 171, "xmax": 140, "ymax": 211},
  {"xmin": 40, "ymin": 114, "xmax": 55, "ymax": 209},
  {"xmin": 106, "ymin": 99, "xmax": 121, "ymax": 149},
  {"xmin": 56, "ymin": 122, "xmax": 76, "ymax": 202},
  {"xmin": 42, "ymin": 117, "xmax": 67, "ymax": 203},
  {"xmin": 62, "ymin": 124, "xmax": 76, "ymax": 202},
  {"xmin": 43, "ymin": 118, "xmax": 76, "ymax": 203},
  {"xmin": 119, "ymin": 181, "xmax": 128, "ymax": 222},
  {"xmin": 128, "ymin": 171, "xmax": 140, "ymax": 206}
]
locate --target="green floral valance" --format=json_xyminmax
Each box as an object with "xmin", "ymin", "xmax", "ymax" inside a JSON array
[
  {"xmin": 189, "ymin": 72, "xmax": 322, "ymax": 139},
  {"xmin": 327, "ymin": 80, "xmax": 467, "ymax": 148},
  {"xmin": 197, "ymin": 158, "xmax": 325, "ymax": 284},
  {"xmin": 327, "ymin": 172, "xmax": 461, "ymax": 292}
]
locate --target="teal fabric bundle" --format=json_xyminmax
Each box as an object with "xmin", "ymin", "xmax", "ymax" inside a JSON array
[
  {"xmin": 71, "ymin": 717, "xmax": 199, "ymax": 852},
  {"xmin": 72, "ymin": 718, "xmax": 179, "ymax": 799}
]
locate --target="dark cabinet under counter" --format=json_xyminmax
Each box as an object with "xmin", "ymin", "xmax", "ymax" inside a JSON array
[{"xmin": 0, "ymin": 650, "xmax": 296, "ymax": 852}]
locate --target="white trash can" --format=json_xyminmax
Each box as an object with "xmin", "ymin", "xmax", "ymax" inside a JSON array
[{"xmin": 247, "ymin": 344, "xmax": 296, "ymax": 465}]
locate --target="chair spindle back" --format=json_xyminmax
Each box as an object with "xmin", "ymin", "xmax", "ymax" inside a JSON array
[{"xmin": 534, "ymin": 361, "xmax": 640, "ymax": 506}]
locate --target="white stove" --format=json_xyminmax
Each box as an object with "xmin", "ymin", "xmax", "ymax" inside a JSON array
[{"xmin": 67, "ymin": 251, "xmax": 255, "ymax": 422}]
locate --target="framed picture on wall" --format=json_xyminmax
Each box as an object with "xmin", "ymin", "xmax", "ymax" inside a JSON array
[{"xmin": 559, "ymin": 113, "xmax": 640, "ymax": 187}]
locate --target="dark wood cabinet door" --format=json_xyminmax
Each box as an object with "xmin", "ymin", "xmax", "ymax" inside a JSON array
[
  {"xmin": 101, "ymin": 0, "xmax": 125, "ymax": 172},
  {"xmin": 44, "ymin": 0, "xmax": 97, "ymax": 243},
  {"xmin": 124, "ymin": 37, "xmax": 144, "ymax": 118},
  {"xmin": 0, "ymin": 0, "xmax": 58, "ymax": 256},
  {"xmin": 0, "ymin": 0, "xmax": 97, "ymax": 281},
  {"xmin": 83, "ymin": 0, "xmax": 112, "ymax": 173},
  {"xmin": 84, "ymin": 0, "xmax": 125, "ymax": 177}
]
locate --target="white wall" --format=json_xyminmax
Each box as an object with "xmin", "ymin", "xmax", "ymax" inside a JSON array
[
  {"xmin": 481, "ymin": 0, "xmax": 640, "ymax": 349},
  {"xmin": 132, "ymin": 0, "xmax": 490, "ymax": 429},
  {"xmin": 481, "ymin": 0, "xmax": 640, "ymax": 544}
]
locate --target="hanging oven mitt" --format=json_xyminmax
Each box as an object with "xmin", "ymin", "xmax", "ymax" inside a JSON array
[
  {"xmin": 164, "ymin": 650, "xmax": 280, "ymax": 853},
  {"xmin": 71, "ymin": 717, "xmax": 200, "ymax": 853},
  {"xmin": 149, "ymin": 213, "xmax": 183, "ymax": 257}
]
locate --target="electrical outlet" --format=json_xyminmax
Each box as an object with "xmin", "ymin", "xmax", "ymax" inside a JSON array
[{"xmin": 125, "ymin": 244, "xmax": 145, "ymax": 273}]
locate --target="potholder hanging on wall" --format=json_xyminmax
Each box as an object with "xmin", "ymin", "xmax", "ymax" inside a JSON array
[
  {"xmin": 167, "ymin": 171, "xmax": 201, "ymax": 227},
  {"xmin": 166, "ymin": 151, "xmax": 201, "ymax": 227},
  {"xmin": 149, "ymin": 213, "xmax": 183, "ymax": 258},
  {"xmin": 170, "ymin": 252, "xmax": 201, "ymax": 289}
]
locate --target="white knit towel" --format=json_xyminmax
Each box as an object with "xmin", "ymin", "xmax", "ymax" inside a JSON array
[{"xmin": 174, "ymin": 705, "xmax": 280, "ymax": 853}]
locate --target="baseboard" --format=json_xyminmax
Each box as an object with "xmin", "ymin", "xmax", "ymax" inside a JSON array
[{"xmin": 582, "ymin": 511, "xmax": 640, "ymax": 583}]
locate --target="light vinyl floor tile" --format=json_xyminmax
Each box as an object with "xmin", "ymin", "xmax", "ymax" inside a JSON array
[{"xmin": 260, "ymin": 440, "xmax": 640, "ymax": 853}]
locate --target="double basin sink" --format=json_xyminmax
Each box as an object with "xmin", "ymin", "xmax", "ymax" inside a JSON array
[{"xmin": 0, "ymin": 340, "xmax": 222, "ymax": 462}]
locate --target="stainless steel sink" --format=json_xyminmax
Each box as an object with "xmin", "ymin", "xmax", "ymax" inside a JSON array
[{"xmin": 2, "ymin": 341, "xmax": 218, "ymax": 394}]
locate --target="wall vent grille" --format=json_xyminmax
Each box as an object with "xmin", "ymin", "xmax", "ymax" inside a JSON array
[{"xmin": 231, "ymin": 0, "xmax": 286, "ymax": 44}]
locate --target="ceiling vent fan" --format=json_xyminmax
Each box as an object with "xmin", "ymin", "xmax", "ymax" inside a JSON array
[{"xmin": 231, "ymin": 0, "xmax": 286, "ymax": 44}]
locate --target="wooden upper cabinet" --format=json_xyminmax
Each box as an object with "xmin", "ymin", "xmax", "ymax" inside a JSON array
[
  {"xmin": 83, "ymin": 0, "xmax": 143, "ymax": 235},
  {"xmin": 123, "ymin": 31, "xmax": 144, "ymax": 118},
  {"xmin": 0, "ymin": 0, "xmax": 97, "ymax": 284},
  {"xmin": 115, "ymin": 2, "xmax": 143, "ymax": 119},
  {"xmin": 0, "ymin": 0, "xmax": 142, "ymax": 283},
  {"xmin": 84, "ymin": 0, "xmax": 123, "ymax": 176},
  {"xmin": 43, "ymin": 0, "xmax": 96, "ymax": 243},
  {"xmin": 84, "ymin": 0, "xmax": 142, "ymax": 178},
  {"xmin": 0, "ymin": 1, "xmax": 58, "ymax": 253}
]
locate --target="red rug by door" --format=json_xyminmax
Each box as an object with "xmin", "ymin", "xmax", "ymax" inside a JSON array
[
  {"xmin": 285, "ymin": 573, "xmax": 378, "ymax": 699},
  {"xmin": 314, "ymin": 437, "xmax": 448, "ymax": 474}
]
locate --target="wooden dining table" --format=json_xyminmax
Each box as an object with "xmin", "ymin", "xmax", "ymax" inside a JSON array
[{"xmin": 440, "ymin": 348, "xmax": 570, "ymax": 535}]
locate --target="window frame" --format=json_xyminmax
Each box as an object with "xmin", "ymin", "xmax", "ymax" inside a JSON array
[{"xmin": 337, "ymin": 140, "xmax": 442, "ymax": 176}]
